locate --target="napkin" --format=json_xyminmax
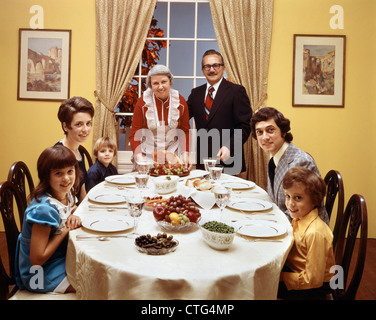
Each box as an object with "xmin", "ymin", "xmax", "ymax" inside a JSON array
[{"xmin": 177, "ymin": 184, "xmax": 216, "ymax": 209}]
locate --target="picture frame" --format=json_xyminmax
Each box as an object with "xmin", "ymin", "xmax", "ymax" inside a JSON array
[
  {"xmin": 18, "ymin": 29, "xmax": 71, "ymax": 101},
  {"xmin": 293, "ymin": 34, "xmax": 346, "ymax": 108}
]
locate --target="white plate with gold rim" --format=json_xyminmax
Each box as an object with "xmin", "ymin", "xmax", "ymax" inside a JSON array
[
  {"xmin": 88, "ymin": 192, "xmax": 127, "ymax": 204},
  {"xmin": 227, "ymin": 198, "xmax": 272, "ymax": 212},
  {"xmin": 220, "ymin": 180, "xmax": 255, "ymax": 190},
  {"xmin": 82, "ymin": 215, "xmax": 134, "ymax": 232},
  {"xmin": 235, "ymin": 220, "xmax": 287, "ymax": 238},
  {"xmin": 105, "ymin": 175, "xmax": 135, "ymax": 185}
]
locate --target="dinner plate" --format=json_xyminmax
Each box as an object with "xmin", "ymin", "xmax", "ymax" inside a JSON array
[
  {"xmin": 220, "ymin": 180, "xmax": 255, "ymax": 190},
  {"xmin": 88, "ymin": 192, "xmax": 127, "ymax": 204},
  {"xmin": 235, "ymin": 220, "xmax": 287, "ymax": 238},
  {"xmin": 82, "ymin": 215, "xmax": 134, "ymax": 232},
  {"xmin": 105, "ymin": 175, "xmax": 135, "ymax": 185},
  {"xmin": 228, "ymin": 198, "xmax": 272, "ymax": 212}
]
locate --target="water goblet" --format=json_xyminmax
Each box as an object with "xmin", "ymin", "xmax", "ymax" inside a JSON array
[
  {"xmin": 213, "ymin": 186, "xmax": 231, "ymax": 219},
  {"xmin": 203, "ymin": 158, "xmax": 217, "ymax": 172},
  {"xmin": 209, "ymin": 166, "xmax": 223, "ymax": 182},
  {"xmin": 135, "ymin": 173, "xmax": 149, "ymax": 195},
  {"xmin": 136, "ymin": 159, "xmax": 152, "ymax": 175},
  {"xmin": 127, "ymin": 197, "xmax": 145, "ymax": 236}
]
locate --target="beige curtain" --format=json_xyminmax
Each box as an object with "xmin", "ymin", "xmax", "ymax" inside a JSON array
[
  {"xmin": 209, "ymin": 0, "xmax": 273, "ymax": 189},
  {"xmin": 94, "ymin": 0, "xmax": 157, "ymax": 165}
]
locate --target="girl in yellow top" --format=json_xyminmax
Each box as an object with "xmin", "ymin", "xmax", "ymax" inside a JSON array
[{"xmin": 278, "ymin": 166, "xmax": 335, "ymax": 300}]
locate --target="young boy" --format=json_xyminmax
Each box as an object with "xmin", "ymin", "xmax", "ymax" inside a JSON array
[
  {"xmin": 278, "ymin": 166, "xmax": 335, "ymax": 300},
  {"xmin": 85, "ymin": 137, "xmax": 118, "ymax": 192}
]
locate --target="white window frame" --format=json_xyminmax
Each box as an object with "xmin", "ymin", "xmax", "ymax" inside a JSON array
[{"xmin": 117, "ymin": 0, "xmax": 214, "ymax": 173}]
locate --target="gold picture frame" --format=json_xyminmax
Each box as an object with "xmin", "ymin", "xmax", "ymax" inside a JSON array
[
  {"xmin": 18, "ymin": 29, "xmax": 71, "ymax": 101},
  {"xmin": 293, "ymin": 34, "xmax": 346, "ymax": 108}
]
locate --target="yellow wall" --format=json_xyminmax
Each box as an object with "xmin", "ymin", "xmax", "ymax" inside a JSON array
[
  {"xmin": 0, "ymin": 0, "xmax": 375, "ymax": 237},
  {"xmin": 268, "ymin": 0, "xmax": 376, "ymax": 236},
  {"xmin": 0, "ymin": 0, "xmax": 96, "ymax": 202}
]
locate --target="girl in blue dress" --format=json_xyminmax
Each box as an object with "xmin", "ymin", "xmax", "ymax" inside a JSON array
[{"xmin": 16, "ymin": 145, "xmax": 82, "ymax": 293}]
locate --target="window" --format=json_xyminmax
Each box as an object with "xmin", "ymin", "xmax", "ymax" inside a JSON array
[{"xmin": 116, "ymin": 0, "xmax": 219, "ymax": 163}]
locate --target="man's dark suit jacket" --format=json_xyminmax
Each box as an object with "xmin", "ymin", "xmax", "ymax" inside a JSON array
[{"xmin": 187, "ymin": 78, "xmax": 252, "ymax": 175}]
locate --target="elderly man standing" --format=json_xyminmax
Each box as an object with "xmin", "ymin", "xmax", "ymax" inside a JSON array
[
  {"xmin": 250, "ymin": 107, "xmax": 329, "ymax": 224},
  {"xmin": 187, "ymin": 49, "xmax": 252, "ymax": 175}
]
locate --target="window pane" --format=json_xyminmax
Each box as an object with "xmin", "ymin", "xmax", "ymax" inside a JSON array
[
  {"xmin": 142, "ymin": 40, "xmax": 167, "ymax": 75},
  {"xmin": 150, "ymin": 2, "xmax": 167, "ymax": 37},
  {"xmin": 196, "ymin": 77, "xmax": 207, "ymax": 87},
  {"xmin": 170, "ymin": 2, "xmax": 195, "ymax": 38},
  {"xmin": 117, "ymin": 116, "xmax": 133, "ymax": 151},
  {"xmin": 170, "ymin": 40, "xmax": 194, "ymax": 76},
  {"xmin": 197, "ymin": 3, "xmax": 215, "ymax": 38},
  {"xmin": 173, "ymin": 78, "xmax": 194, "ymax": 101}
]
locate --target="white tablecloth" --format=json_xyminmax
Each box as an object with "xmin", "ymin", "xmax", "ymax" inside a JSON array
[{"xmin": 66, "ymin": 170, "xmax": 293, "ymax": 300}]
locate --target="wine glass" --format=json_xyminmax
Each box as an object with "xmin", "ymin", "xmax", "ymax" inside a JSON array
[
  {"xmin": 213, "ymin": 186, "xmax": 231, "ymax": 219},
  {"xmin": 135, "ymin": 173, "xmax": 149, "ymax": 195},
  {"xmin": 136, "ymin": 159, "xmax": 152, "ymax": 175},
  {"xmin": 209, "ymin": 166, "xmax": 223, "ymax": 182},
  {"xmin": 203, "ymin": 158, "xmax": 217, "ymax": 173},
  {"xmin": 127, "ymin": 197, "xmax": 145, "ymax": 236}
]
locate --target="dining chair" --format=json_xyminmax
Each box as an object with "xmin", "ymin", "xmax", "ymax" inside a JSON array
[
  {"xmin": 0, "ymin": 181, "xmax": 76, "ymax": 300},
  {"xmin": 332, "ymin": 194, "xmax": 368, "ymax": 300},
  {"xmin": 79, "ymin": 145, "xmax": 93, "ymax": 168},
  {"xmin": 0, "ymin": 181, "xmax": 23, "ymax": 299},
  {"xmin": 7, "ymin": 161, "xmax": 35, "ymax": 225},
  {"xmin": 324, "ymin": 169, "xmax": 344, "ymax": 249}
]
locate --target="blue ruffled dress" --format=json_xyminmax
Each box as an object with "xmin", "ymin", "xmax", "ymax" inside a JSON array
[{"xmin": 15, "ymin": 193, "xmax": 75, "ymax": 293}]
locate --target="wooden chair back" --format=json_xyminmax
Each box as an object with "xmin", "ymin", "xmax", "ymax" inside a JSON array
[
  {"xmin": 7, "ymin": 161, "xmax": 35, "ymax": 225},
  {"xmin": 333, "ymin": 194, "xmax": 368, "ymax": 300},
  {"xmin": 0, "ymin": 181, "xmax": 23, "ymax": 300},
  {"xmin": 79, "ymin": 145, "xmax": 93, "ymax": 168},
  {"xmin": 324, "ymin": 170, "xmax": 344, "ymax": 249}
]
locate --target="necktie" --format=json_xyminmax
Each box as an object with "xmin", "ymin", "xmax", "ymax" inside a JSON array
[
  {"xmin": 268, "ymin": 157, "xmax": 276, "ymax": 190},
  {"xmin": 205, "ymin": 86, "xmax": 215, "ymax": 120}
]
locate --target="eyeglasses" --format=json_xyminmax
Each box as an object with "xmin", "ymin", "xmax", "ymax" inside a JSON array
[{"xmin": 202, "ymin": 63, "xmax": 224, "ymax": 71}]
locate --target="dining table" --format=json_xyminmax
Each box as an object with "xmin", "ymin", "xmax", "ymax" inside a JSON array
[{"xmin": 66, "ymin": 169, "xmax": 293, "ymax": 300}]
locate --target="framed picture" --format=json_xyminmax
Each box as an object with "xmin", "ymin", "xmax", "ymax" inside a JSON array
[
  {"xmin": 293, "ymin": 34, "xmax": 346, "ymax": 107},
  {"xmin": 18, "ymin": 29, "xmax": 71, "ymax": 101}
]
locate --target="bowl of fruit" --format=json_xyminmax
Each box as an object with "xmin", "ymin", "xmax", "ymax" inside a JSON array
[
  {"xmin": 153, "ymin": 195, "xmax": 201, "ymax": 232},
  {"xmin": 199, "ymin": 220, "xmax": 237, "ymax": 250}
]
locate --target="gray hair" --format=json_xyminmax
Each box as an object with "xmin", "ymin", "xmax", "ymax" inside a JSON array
[{"xmin": 146, "ymin": 64, "xmax": 174, "ymax": 88}]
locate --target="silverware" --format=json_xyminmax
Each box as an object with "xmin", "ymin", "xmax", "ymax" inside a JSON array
[
  {"xmin": 76, "ymin": 235, "xmax": 133, "ymax": 241},
  {"xmin": 104, "ymin": 184, "xmax": 136, "ymax": 190},
  {"xmin": 242, "ymin": 238, "xmax": 283, "ymax": 243},
  {"xmin": 88, "ymin": 205, "xmax": 127, "ymax": 212},
  {"xmin": 231, "ymin": 218, "xmax": 278, "ymax": 223}
]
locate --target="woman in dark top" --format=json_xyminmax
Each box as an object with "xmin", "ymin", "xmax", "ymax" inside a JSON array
[{"xmin": 55, "ymin": 96, "xmax": 94, "ymax": 203}]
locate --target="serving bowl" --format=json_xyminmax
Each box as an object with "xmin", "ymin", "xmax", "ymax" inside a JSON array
[
  {"xmin": 152, "ymin": 175, "xmax": 179, "ymax": 194},
  {"xmin": 199, "ymin": 220, "xmax": 237, "ymax": 250},
  {"xmin": 157, "ymin": 218, "xmax": 201, "ymax": 233}
]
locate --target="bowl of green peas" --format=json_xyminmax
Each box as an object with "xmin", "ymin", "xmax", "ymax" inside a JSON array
[{"xmin": 199, "ymin": 219, "xmax": 237, "ymax": 250}]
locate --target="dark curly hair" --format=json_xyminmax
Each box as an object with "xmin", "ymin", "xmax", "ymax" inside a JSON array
[{"xmin": 250, "ymin": 107, "xmax": 293, "ymax": 142}]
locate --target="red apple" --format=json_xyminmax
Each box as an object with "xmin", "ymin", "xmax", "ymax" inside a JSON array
[{"xmin": 153, "ymin": 206, "xmax": 166, "ymax": 221}]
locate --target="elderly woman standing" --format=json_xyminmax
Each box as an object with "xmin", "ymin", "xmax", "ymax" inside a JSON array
[
  {"xmin": 55, "ymin": 96, "xmax": 94, "ymax": 203},
  {"xmin": 129, "ymin": 65, "xmax": 191, "ymax": 168}
]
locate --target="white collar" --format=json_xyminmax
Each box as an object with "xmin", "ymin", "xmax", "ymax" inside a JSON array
[{"xmin": 271, "ymin": 142, "xmax": 289, "ymax": 167}]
